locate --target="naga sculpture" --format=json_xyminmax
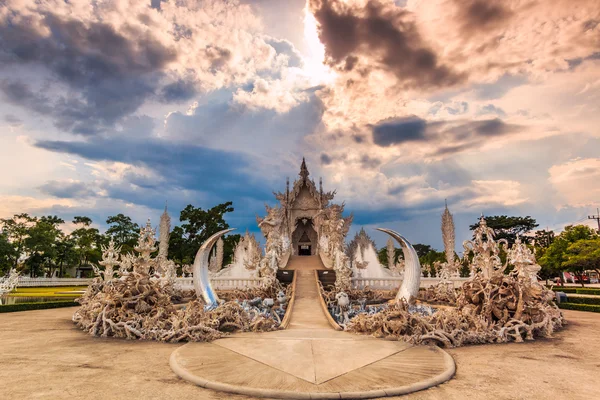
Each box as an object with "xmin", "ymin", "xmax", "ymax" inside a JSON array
[
  {"xmin": 376, "ymin": 228, "xmax": 422, "ymax": 304},
  {"xmin": 192, "ymin": 228, "xmax": 236, "ymax": 305}
]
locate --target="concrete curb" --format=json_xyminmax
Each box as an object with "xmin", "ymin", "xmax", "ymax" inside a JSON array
[
  {"xmin": 280, "ymin": 271, "xmax": 297, "ymax": 329},
  {"xmin": 314, "ymin": 270, "xmax": 343, "ymax": 331},
  {"xmin": 170, "ymin": 343, "xmax": 456, "ymax": 399}
]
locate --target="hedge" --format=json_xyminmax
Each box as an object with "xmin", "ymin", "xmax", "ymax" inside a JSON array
[
  {"xmin": 551, "ymin": 287, "xmax": 600, "ymax": 295},
  {"xmin": 551, "ymin": 287, "xmax": 577, "ymax": 293},
  {"xmin": 557, "ymin": 303, "xmax": 600, "ymax": 313},
  {"xmin": 565, "ymin": 296, "xmax": 600, "ymax": 306},
  {"xmin": 0, "ymin": 301, "xmax": 78, "ymax": 313},
  {"xmin": 575, "ymin": 288, "xmax": 600, "ymax": 296}
]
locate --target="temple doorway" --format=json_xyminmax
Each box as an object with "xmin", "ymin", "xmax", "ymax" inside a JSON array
[
  {"xmin": 298, "ymin": 244, "xmax": 311, "ymax": 256},
  {"xmin": 292, "ymin": 218, "xmax": 318, "ymax": 256}
]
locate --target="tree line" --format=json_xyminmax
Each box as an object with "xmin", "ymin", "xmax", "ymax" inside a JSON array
[{"xmin": 0, "ymin": 202, "xmax": 240, "ymax": 278}]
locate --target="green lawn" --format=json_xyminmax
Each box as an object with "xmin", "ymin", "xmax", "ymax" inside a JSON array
[{"xmin": 7, "ymin": 286, "xmax": 87, "ymax": 297}]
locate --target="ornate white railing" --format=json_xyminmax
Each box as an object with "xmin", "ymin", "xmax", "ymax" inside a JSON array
[
  {"xmin": 351, "ymin": 277, "xmax": 469, "ymax": 290},
  {"xmin": 177, "ymin": 277, "xmax": 262, "ymax": 290},
  {"xmin": 13, "ymin": 276, "xmax": 263, "ymax": 291},
  {"xmin": 16, "ymin": 277, "xmax": 94, "ymax": 287}
]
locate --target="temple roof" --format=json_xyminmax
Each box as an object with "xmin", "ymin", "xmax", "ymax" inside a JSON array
[{"xmin": 273, "ymin": 158, "xmax": 336, "ymax": 209}]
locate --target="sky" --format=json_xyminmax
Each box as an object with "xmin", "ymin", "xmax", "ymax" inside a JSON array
[{"xmin": 0, "ymin": 0, "xmax": 599, "ymax": 252}]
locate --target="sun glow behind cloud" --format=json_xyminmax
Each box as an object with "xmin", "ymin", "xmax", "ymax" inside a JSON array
[{"xmin": 301, "ymin": 3, "xmax": 337, "ymax": 85}]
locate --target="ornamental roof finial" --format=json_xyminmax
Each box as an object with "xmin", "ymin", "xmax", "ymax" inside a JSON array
[{"xmin": 299, "ymin": 157, "xmax": 309, "ymax": 181}]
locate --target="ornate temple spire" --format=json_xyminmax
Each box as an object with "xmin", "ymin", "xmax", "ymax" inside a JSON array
[
  {"xmin": 319, "ymin": 177, "xmax": 323, "ymax": 204},
  {"xmin": 299, "ymin": 157, "xmax": 309, "ymax": 181},
  {"xmin": 158, "ymin": 203, "xmax": 171, "ymax": 260},
  {"xmin": 441, "ymin": 201, "xmax": 455, "ymax": 266}
]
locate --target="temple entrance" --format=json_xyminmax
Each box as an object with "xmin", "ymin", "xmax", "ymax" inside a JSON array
[
  {"xmin": 298, "ymin": 245, "xmax": 311, "ymax": 256},
  {"xmin": 292, "ymin": 218, "xmax": 318, "ymax": 256}
]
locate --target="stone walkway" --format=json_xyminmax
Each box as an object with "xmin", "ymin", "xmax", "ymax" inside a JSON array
[{"xmin": 170, "ymin": 256, "xmax": 455, "ymax": 399}]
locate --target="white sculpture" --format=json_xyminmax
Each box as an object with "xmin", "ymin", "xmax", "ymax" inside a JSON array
[
  {"xmin": 335, "ymin": 291, "xmax": 350, "ymax": 326},
  {"xmin": 93, "ymin": 239, "xmax": 121, "ymax": 281},
  {"xmin": 508, "ymin": 236, "xmax": 542, "ymax": 285},
  {"xmin": 134, "ymin": 219, "xmax": 157, "ymax": 274},
  {"xmin": 0, "ymin": 268, "xmax": 20, "ymax": 295},
  {"xmin": 463, "ymin": 216, "xmax": 508, "ymax": 278}
]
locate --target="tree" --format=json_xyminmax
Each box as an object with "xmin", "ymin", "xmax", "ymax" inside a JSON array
[
  {"xmin": 222, "ymin": 234, "xmax": 241, "ymax": 266},
  {"xmin": 169, "ymin": 202, "xmax": 236, "ymax": 265},
  {"xmin": 419, "ymin": 248, "xmax": 446, "ymax": 276},
  {"xmin": 413, "ymin": 244, "xmax": 434, "ymax": 258},
  {"xmin": 0, "ymin": 231, "xmax": 17, "ymax": 275},
  {"xmin": 534, "ymin": 229, "xmax": 555, "ymax": 249},
  {"xmin": 377, "ymin": 246, "xmax": 404, "ymax": 266},
  {"xmin": 563, "ymin": 238, "xmax": 600, "ymax": 287},
  {"xmin": 23, "ymin": 216, "xmax": 64, "ymax": 277},
  {"xmin": 55, "ymin": 236, "xmax": 78, "ymax": 278},
  {"xmin": 0, "ymin": 213, "xmax": 36, "ymax": 268},
  {"xmin": 106, "ymin": 214, "xmax": 139, "ymax": 253},
  {"xmin": 71, "ymin": 216, "xmax": 105, "ymax": 277},
  {"xmin": 470, "ymin": 215, "xmax": 538, "ymax": 245},
  {"xmin": 539, "ymin": 225, "xmax": 597, "ymax": 286}
]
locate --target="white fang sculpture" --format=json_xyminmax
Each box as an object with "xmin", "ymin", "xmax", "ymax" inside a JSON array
[
  {"xmin": 193, "ymin": 228, "xmax": 235, "ymax": 305},
  {"xmin": 376, "ymin": 228, "xmax": 421, "ymax": 304}
]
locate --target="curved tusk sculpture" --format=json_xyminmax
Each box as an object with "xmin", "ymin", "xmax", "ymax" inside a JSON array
[
  {"xmin": 376, "ymin": 228, "xmax": 421, "ymax": 304},
  {"xmin": 192, "ymin": 228, "xmax": 236, "ymax": 305}
]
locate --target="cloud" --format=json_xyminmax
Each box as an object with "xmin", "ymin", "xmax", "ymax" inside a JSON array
[
  {"xmin": 371, "ymin": 116, "xmax": 523, "ymax": 151},
  {"xmin": 371, "ymin": 116, "xmax": 427, "ymax": 146},
  {"xmin": 265, "ymin": 37, "xmax": 304, "ymax": 69},
  {"xmin": 308, "ymin": 0, "xmax": 464, "ymax": 89},
  {"xmin": 34, "ymin": 136, "xmax": 275, "ymax": 207},
  {"xmin": 4, "ymin": 114, "xmax": 22, "ymax": 127},
  {"xmin": 549, "ymin": 158, "xmax": 600, "ymax": 207},
  {"xmin": 0, "ymin": 0, "xmax": 303, "ymax": 135},
  {"xmin": 0, "ymin": 195, "xmax": 75, "ymax": 219},
  {"xmin": 38, "ymin": 179, "xmax": 97, "ymax": 199},
  {"xmin": 458, "ymin": 0, "xmax": 514, "ymax": 35}
]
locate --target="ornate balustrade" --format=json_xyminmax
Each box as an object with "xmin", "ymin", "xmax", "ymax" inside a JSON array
[
  {"xmin": 176, "ymin": 277, "xmax": 263, "ymax": 291},
  {"xmin": 16, "ymin": 277, "xmax": 94, "ymax": 287},
  {"xmin": 351, "ymin": 277, "xmax": 469, "ymax": 290}
]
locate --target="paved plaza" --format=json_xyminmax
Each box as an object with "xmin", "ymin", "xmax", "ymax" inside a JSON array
[{"xmin": 1, "ymin": 303, "xmax": 598, "ymax": 399}]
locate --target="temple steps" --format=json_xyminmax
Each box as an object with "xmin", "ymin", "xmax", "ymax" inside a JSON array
[{"xmin": 283, "ymin": 255, "xmax": 332, "ymax": 331}]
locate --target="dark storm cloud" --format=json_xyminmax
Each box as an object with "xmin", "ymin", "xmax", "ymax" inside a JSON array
[
  {"xmin": 459, "ymin": 1, "xmax": 514, "ymax": 34},
  {"xmin": 38, "ymin": 180, "xmax": 96, "ymax": 199},
  {"xmin": 0, "ymin": 11, "xmax": 177, "ymax": 134},
  {"xmin": 309, "ymin": 0, "xmax": 464, "ymax": 88},
  {"xmin": 34, "ymin": 137, "xmax": 273, "ymax": 203},
  {"xmin": 4, "ymin": 114, "xmax": 23, "ymax": 127},
  {"xmin": 320, "ymin": 153, "xmax": 333, "ymax": 165},
  {"xmin": 158, "ymin": 79, "xmax": 199, "ymax": 103},
  {"xmin": 371, "ymin": 116, "xmax": 524, "ymax": 155},
  {"xmin": 371, "ymin": 116, "xmax": 427, "ymax": 146}
]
